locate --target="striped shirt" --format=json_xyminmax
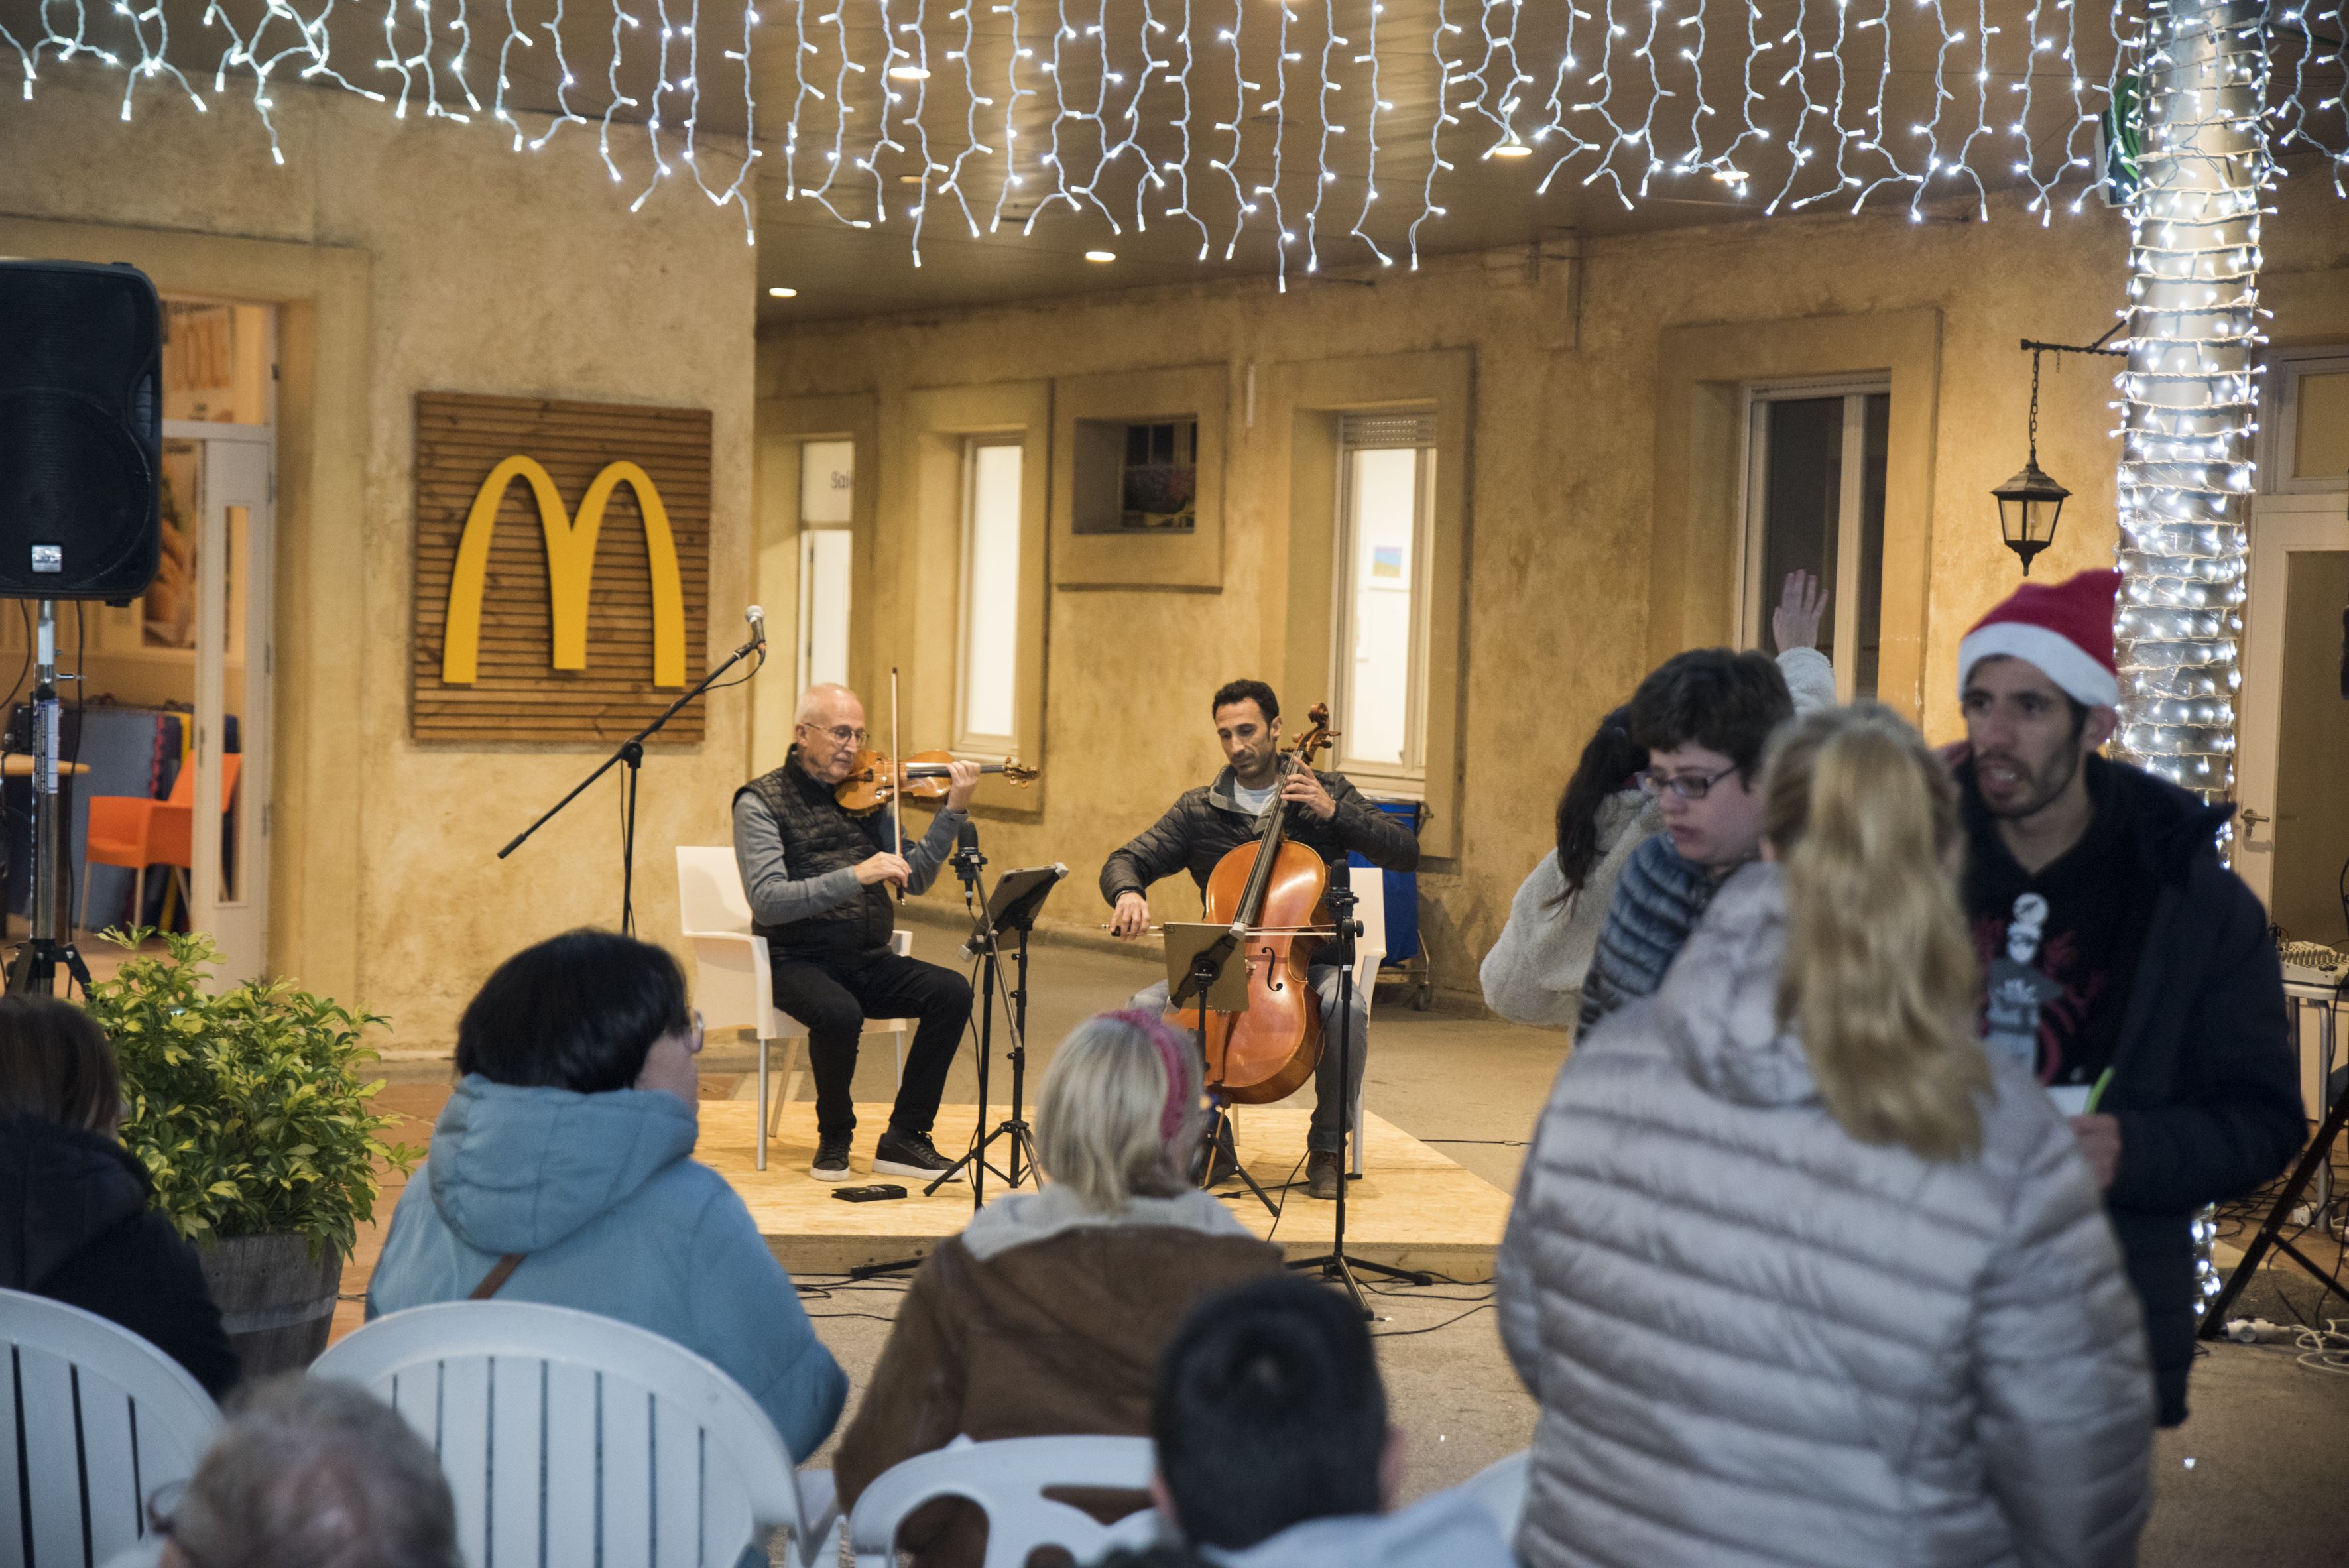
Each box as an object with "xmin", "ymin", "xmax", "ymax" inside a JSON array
[{"xmin": 1575, "ymin": 832, "xmax": 1722, "ymax": 1036}]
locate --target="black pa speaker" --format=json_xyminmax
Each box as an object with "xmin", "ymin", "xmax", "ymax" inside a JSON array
[{"xmin": 0, "ymin": 260, "xmax": 163, "ymax": 600}]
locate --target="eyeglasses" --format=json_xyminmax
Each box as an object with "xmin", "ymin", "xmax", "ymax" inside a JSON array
[
  {"xmin": 802, "ymin": 724, "xmax": 867, "ymax": 745},
  {"xmin": 1636, "ymin": 764, "xmax": 1741, "ymax": 802}
]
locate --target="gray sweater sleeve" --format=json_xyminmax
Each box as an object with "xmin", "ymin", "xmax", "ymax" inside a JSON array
[
  {"xmin": 895, "ymin": 804, "xmax": 969, "ymax": 897},
  {"xmin": 733, "ymin": 792, "xmax": 863, "ymax": 926}
]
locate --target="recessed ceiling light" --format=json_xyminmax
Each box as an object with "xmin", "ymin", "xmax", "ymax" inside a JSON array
[
  {"xmin": 888, "ymin": 64, "xmax": 930, "ymax": 80},
  {"xmin": 768, "ymin": 286, "xmax": 798, "ymax": 298},
  {"xmin": 1713, "ymin": 168, "xmax": 1750, "ymax": 184},
  {"xmin": 1083, "ymin": 249, "xmax": 1116, "ymax": 263},
  {"xmin": 897, "ymin": 173, "xmax": 926, "ymax": 186},
  {"xmin": 1491, "ymin": 143, "xmax": 1533, "ymax": 159}
]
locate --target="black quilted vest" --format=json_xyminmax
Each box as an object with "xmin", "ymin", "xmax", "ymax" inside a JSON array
[{"xmin": 734, "ymin": 751, "xmax": 894, "ymax": 956}]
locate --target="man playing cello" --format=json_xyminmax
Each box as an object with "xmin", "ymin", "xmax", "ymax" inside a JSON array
[
  {"xmin": 735, "ymin": 684, "xmax": 980, "ymax": 1184},
  {"xmin": 1103, "ymin": 680, "xmax": 1420, "ymax": 1199}
]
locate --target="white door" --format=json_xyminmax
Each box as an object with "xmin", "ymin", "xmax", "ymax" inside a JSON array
[
  {"xmin": 163, "ymin": 422, "xmax": 273, "ymax": 983},
  {"xmin": 2235, "ymin": 495, "xmax": 2348, "ymax": 922}
]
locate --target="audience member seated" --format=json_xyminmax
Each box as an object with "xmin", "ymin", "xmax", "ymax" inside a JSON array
[
  {"xmin": 0, "ymin": 995, "xmax": 238, "ymax": 1396},
  {"xmin": 1094, "ymin": 1273, "xmax": 1514, "ymax": 1568},
  {"xmin": 366, "ymin": 929, "xmax": 847, "ymax": 1463},
  {"xmin": 104, "ymin": 1374, "xmax": 459, "ymax": 1568},
  {"xmin": 835, "ymin": 1009, "xmax": 1284, "ymax": 1567},
  {"xmin": 1496, "ymin": 705, "xmax": 2154, "ymax": 1568}
]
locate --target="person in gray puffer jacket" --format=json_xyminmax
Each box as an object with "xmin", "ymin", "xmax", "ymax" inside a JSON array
[{"xmin": 1497, "ymin": 705, "xmax": 2153, "ymax": 1568}]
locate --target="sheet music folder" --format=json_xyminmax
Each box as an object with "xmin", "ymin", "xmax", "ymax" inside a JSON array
[{"xmin": 1163, "ymin": 922, "xmax": 1252, "ymax": 1013}]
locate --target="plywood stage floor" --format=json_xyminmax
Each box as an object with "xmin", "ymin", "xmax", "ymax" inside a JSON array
[{"xmin": 697, "ymin": 1101, "xmax": 1512, "ymax": 1281}]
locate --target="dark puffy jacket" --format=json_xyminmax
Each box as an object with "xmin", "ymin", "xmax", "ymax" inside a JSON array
[
  {"xmin": 0, "ymin": 1114, "xmax": 239, "ymax": 1396},
  {"xmin": 1959, "ymin": 754, "xmax": 2303, "ymax": 1426},
  {"xmin": 1099, "ymin": 766, "xmax": 1419, "ymax": 908}
]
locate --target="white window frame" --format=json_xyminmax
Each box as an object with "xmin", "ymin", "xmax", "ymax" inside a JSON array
[
  {"xmin": 1329, "ymin": 416, "xmax": 1438, "ymax": 797},
  {"xmin": 794, "ymin": 437, "xmax": 856, "ymax": 697},
  {"xmin": 954, "ymin": 435, "xmax": 1025, "ymax": 758},
  {"xmin": 2256, "ymin": 347, "xmax": 2349, "ymax": 496},
  {"xmin": 1735, "ymin": 377, "xmax": 1891, "ymax": 703}
]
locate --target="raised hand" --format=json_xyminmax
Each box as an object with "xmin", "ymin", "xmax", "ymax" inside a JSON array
[{"xmin": 1772, "ymin": 569, "xmax": 1829, "ymax": 654}]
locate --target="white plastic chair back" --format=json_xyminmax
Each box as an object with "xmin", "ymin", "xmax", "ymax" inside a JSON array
[
  {"xmin": 1341, "ymin": 863, "xmax": 1387, "ymax": 1176},
  {"xmin": 678, "ymin": 845, "xmax": 769, "ymax": 1036},
  {"xmin": 1459, "ymin": 1448, "xmax": 1530, "ymax": 1541},
  {"xmin": 311, "ymin": 1301, "xmax": 837, "ymax": 1568},
  {"xmin": 0, "ymin": 1288, "xmax": 221, "ymax": 1567},
  {"xmin": 847, "ymin": 1435, "xmax": 1162, "ymax": 1568}
]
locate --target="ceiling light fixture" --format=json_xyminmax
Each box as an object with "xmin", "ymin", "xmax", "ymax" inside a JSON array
[
  {"xmin": 1490, "ymin": 143, "xmax": 1533, "ymax": 159},
  {"xmin": 767, "ymin": 286, "xmax": 798, "ymax": 298},
  {"xmin": 887, "ymin": 65, "xmax": 930, "ymax": 81},
  {"xmin": 1084, "ymin": 250, "xmax": 1116, "ymax": 263}
]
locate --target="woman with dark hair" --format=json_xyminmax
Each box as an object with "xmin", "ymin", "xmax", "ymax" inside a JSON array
[
  {"xmin": 367, "ymin": 930, "xmax": 847, "ymax": 1469},
  {"xmin": 0, "ymin": 995, "xmax": 239, "ymax": 1395},
  {"xmin": 1478, "ymin": 707, "xmax": 1655, "ymax": 1029}
]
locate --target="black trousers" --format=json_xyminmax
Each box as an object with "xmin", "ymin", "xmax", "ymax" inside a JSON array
[{"xmin": 768, "ymin": 944, "xmax": 970, "ymax": 1140}]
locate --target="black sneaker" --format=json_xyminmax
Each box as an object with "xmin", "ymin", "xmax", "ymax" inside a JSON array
[
  {"xmin": 873, "ymin": 1128, "xmax": 961, "ymax": 1181},
  {"xmin": 810, "ymin": 1135, "xmax": 855, "ymax": 1183}
]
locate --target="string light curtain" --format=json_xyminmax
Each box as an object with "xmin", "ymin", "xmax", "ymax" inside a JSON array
[
  {"xmin": 4, "ymin": 3, "xmax": 2344, "ymax": 260},
  {"xmin": 2112, "ymin": 0, "xmax": 2269, "ymax": 803}
]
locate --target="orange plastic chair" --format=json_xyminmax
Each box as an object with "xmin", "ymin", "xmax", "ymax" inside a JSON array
[{"xmin": 81, "ymin": 754, "xmax": 241, "ymax": 933}]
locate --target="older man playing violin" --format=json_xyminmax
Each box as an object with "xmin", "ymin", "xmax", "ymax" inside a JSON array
[
  {"xmin": 1104, "ymin": 678, "xmax": 1420, "ymax": 1200},
  {"xmin": 735, "ymin": 683, "xmax": 981, "ymax": 1183}
]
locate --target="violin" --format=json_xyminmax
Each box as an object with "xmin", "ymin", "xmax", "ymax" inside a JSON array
[
  {"xmin": 1166, "ymin": 703, "xmax": 1340, "ymax": 1105},
  {"xmin": 835, "ymin": 749, "xmax": 1039, "ymax": 815}
]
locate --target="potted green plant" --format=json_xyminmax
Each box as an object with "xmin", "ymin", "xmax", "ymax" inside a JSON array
[{"xmin": 82, "ymin": 929, "xmax": 419, "ymax": 1376}]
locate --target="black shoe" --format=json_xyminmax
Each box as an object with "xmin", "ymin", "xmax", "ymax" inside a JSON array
[
  {"xmin": 1306, "ymin": 1150, "xmax": 1342, "ymax": 1201},
  {"xmin": 810, "ymin": 1135, "xmax": 855, "ymax": 1183},
  {"xmin": 874, "ymin": 1128, "xmax": 962, "ymax": 1181}
]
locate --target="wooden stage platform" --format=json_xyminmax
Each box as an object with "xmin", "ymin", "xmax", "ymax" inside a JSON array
[{"xmin": 698, "ymin": 1101, "xmax": 1512, "ymax": 1281}]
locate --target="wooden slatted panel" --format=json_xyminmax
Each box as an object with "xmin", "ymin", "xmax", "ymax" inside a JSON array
[
  {"xmin": 411, "ymin": 393, "xmax": 713, "ymax": 746},
  {"xmin": 601, "ymin": 1383, "xmax": 653, "ymax": 1568},
  {"xmin": 438, "ymin": 1357, "xmax": 493, "ymax": 1568},
  {"xmin": 542, "ymin": 1363, "xmax": 600, "ymax": 1567},
  {"xmin": 17, "ymin": 1349, "xmax": 82, "ymax": 1566},
  {"xmin": 74, "ymin": 1374, "xmax": 143, "ymax": 1567}
]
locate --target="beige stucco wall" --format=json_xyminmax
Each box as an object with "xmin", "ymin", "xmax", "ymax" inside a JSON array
[
  {"xmin": 758, "ymin": 176, "xmax": 2349, "ymax": 1002},
  {"xmin": 1, "ymin": 68, "xmax": 758, "ymax": 1044}
]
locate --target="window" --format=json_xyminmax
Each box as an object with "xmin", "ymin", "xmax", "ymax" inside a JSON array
[
  {"xmin": 1740, "ymin": 382, "xmax": 1891, "ymax": 700},
  {"xmin": 1331, "ymin": 413, "xmax": 1437, "ymax": 792},
  {"xmin": 956, "ymin": 439, "xmax": 1024, "ymax": 753},
  {"xmin": 2259, "ymin": 349, "xmax": 2349, "ymax": 495},
  {"xmin": 795, "ymin": 438, "xmax": 854, "ymax": 694}
]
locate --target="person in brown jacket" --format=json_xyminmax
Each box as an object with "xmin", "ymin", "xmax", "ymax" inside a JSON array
[{"xmin": 833, "ymin": 1008, "xmax": 1286, "ymax": 1566}]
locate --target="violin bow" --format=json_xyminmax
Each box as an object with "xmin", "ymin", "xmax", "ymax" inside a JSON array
[{"xmin": 889, "ymin": 665, "xmax": 906, "ymax": 902}]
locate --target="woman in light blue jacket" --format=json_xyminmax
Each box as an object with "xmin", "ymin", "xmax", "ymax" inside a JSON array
[{"xmin": 368, "ymin": 930, "xmax": 849, "ymax": 1466}]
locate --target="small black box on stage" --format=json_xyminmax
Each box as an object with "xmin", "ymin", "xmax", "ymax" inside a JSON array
[{"xmin": 831, "ymin": 1184, "xmax": 908, "ymax": 1203}]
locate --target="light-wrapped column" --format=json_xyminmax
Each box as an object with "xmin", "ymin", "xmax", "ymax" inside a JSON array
[{"xmin": 2113, "ymin": 0, "xmax": 2271, "ymax": 803}]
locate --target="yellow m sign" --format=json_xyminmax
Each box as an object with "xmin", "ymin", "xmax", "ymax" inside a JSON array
[{"xmin": 439, "ymin": 455, "xmax": 689, "ymax": 689}]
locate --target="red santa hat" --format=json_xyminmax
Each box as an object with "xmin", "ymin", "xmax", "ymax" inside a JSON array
[{"xmin": 1957, "ymin": 568, "xmax": 2122, "ymax": 709}]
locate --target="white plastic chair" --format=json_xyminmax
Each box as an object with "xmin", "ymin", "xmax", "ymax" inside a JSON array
[
  {"xmin": 1459, "ymin": 1447, "xmax": 1531, "ymax": 1541},
  {"xmin": 847, "ymin": 1435, "xmax": 1162, "ymax": 1568},
  {"xmin": 311, "ymin": 1300, "xmax": 837, "ymax": 1568},
  {"xmin": 1345, "ymin": 863, "xmax": 1387, "ymax": 1177},
  {"xmin": 0, "ymin": 1288, "xmax": 222, "ymax": 1567},
  {"xmin": 676, "ymin": 845, "xmax": 914, "ymax": 1170}
]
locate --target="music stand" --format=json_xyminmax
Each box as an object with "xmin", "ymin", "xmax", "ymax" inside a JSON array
[
  {"xmin": 1163, "ymin": 923, "xmax": 1280, "ymax": 1219},
  {"xmin": 2200, "ymin": 1059, "xmax": 2349, "ymax": 1333},
  {"xmin": 926, "ymin": 863, "xmax": 1067, "ymax": 1204}
]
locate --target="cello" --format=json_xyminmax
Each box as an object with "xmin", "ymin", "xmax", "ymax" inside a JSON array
[{"xmin": 1168, "ymin": 705, "xmax": 1339, "ymax": 1105}]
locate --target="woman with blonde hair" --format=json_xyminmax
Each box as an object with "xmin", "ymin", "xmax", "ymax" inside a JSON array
[
  {"xmin": 1496, "ymin": 704, "xmax": 2153, "ymax": 1568},
  {"xmin": 834, "ymin": 1009, "xmax": 1283, "ymax": 1566}
]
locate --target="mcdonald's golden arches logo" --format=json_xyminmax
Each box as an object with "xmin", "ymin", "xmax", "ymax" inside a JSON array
[{"xmin": 411, "ymin": 393, "xmax": 711, "ymax": 745}]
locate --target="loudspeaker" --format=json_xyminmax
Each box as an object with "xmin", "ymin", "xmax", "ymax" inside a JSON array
[{"xmin": 0, "ymin": 260, "xmax": 163, "ymax": 601}]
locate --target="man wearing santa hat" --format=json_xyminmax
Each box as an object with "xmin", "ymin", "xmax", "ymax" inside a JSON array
[{"xmin": 1955, "ymin": 568, "xmax": 2302, "ymax": 1427}]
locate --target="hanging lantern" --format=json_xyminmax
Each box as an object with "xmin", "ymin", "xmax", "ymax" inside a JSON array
[
  {"xmin": 1994, "ymin": 345, "xmax": 2072, "ymax": 576},
  {"xmin": 1994, "ymin": 459, "xmax": 2072, "ymax": 575}
]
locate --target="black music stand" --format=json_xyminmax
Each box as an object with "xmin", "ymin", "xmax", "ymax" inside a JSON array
[
  {"xmin": 927, "ymin": 861, "xmax": 1066, "ymax": 1204},
  {"xmin": 1286, "ymin": 879, "xmax": 1433, "ymax": 1316},
  {"xmin": 1164, "ymin": 922, "xmax": 1280, "ymax": 1219},
  {"xmin": 2200, "ymin": 1059, "xmax": 2349, "ymax": 1333}
]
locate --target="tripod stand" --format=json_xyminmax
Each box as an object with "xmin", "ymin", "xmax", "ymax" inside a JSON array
[
  {"xmin": 498, "ymin": 610, "xmax": 766, "ymax": 933},
  {"xmin": 1166, "ymin": 930, "xmax": 1282, "ymax": 1220},
  {"xmin": 7, "ymin": 601, "xmax": 91, "ymax": 997},
  {"xmin": 2200, "ymin": 1057, "xmax": 2349, "ymax": 1333},
  {"xmin": 1287, "ymin": 880, "xmax": 1432, "ymax": 1317},
  {"xmin": 926, "ymin": 858, "xmax": 1066, "ymax": 1205}
]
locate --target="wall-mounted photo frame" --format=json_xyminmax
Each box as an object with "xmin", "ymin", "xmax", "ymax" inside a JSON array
[{"xmin": 1052, "ymin": 365, "xmax": 1227, "ymax": 588}]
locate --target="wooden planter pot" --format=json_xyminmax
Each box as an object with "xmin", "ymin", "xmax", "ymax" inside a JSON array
[{"xmin": 198, "ymin": 1233, "xmax": 345, "ymax": 1377}]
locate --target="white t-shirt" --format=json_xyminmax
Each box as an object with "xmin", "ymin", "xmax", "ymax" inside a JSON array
[{"xmin": 1231, "ymin": 780, "xmax": 1278, "ymax": 818}]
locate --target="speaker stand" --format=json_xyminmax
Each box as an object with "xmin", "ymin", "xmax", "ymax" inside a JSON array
[{"xmin": 8, "ymin": 601, "xmax": 91, "ymax": 996}]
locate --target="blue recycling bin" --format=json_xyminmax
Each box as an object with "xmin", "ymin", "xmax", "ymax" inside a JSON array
[{"xmin": 1347, "ymin": 798, "xmax": 1428, "ymax": 1006}]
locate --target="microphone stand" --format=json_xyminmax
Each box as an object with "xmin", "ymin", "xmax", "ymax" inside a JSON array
[
  {"xmin": 1287, "ymin": 878, "xmax": 1432, "ymax": 1317},
  {"xmin": 498, "ymin": 626, "xmax": 767, "ymax": 935}
]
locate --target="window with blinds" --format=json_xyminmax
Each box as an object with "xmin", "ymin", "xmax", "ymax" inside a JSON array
[{"xmin": 1332, "ymin": 412, "xmax": 1437, "ymax": 790}]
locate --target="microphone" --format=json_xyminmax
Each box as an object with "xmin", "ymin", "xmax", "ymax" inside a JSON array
[
  {"xmin": 953, "ymin": 818, "xmax": 983, "ymax": 893},
  {"xmin": 744, "ymin": 604, "xmax": 767, "ymax": 650}
]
